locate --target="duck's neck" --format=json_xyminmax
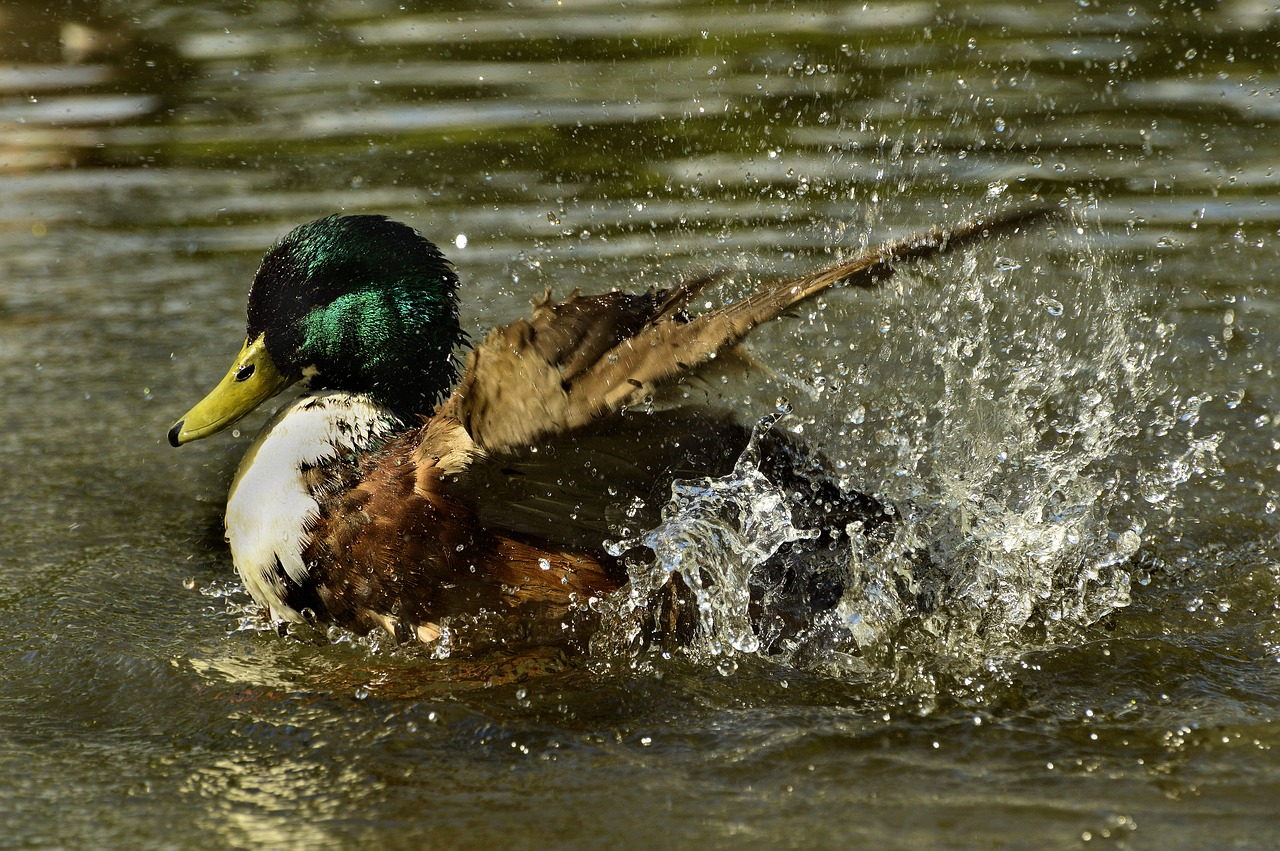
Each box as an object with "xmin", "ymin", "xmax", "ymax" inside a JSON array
[{"xmin": 225, "ymin": 390, "xmax": 400, "ymax": 621}]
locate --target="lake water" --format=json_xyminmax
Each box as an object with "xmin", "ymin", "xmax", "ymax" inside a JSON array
[{"xmin": 2, "ymin": 0, "xmax": 1279, "ymax": 847}]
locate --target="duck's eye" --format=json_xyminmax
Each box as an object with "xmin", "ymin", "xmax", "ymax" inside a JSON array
[{"xmin": 235, "ymin": 364, "xmax": 256, "ymax": 382}]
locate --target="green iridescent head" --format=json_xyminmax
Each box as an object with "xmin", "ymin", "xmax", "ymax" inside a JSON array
[{"xmin": 169, "ymin": 215, "xmax": 467, "ymax": 446}]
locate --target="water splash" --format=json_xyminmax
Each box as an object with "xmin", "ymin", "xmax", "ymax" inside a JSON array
[
  {"xmin": 597, "ymin": 212, "xmax": 1217, "ymax": 696},
  {"xmin": 597, "ymin": 423, "xmax": 817, "ymax": 661}
]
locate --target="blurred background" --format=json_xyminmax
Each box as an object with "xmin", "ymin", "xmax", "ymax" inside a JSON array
[{"xmin": 2, "ymin": 1, "xmax": 1278, "ymax": 847}]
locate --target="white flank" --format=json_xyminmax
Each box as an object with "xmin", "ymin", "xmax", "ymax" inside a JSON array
[{"xmin": 225, "ymin": 391, "xmax": 398, "ymax": 622}]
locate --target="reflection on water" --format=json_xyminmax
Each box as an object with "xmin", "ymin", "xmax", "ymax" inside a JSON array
[{"xmin": 2, "ymin": 0, "xmax": 1279, "ymax": 847}]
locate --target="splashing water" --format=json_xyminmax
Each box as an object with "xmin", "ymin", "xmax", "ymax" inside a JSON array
[
  {"xmin": 596, "ymin": 214, "xmax": 1219, "ymax": 695},
  {"xmin": 597, "ymin": 424, "xmax": 819, "ymax": 660}
]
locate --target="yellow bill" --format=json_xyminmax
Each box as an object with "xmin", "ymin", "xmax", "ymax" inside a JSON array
[{"xmin": 168, "ymin": 334, "xmax": 296, "ymax": 447}]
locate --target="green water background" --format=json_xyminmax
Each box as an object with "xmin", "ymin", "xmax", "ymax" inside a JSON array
[{"xmin": 2, "ymin": 1, "xmax": 1278, "ymax": 847}]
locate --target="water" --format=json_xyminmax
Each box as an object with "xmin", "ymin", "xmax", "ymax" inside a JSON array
[{"xmin": 3, "ymin": 1, "xmax": 1279, "ymax": 847}]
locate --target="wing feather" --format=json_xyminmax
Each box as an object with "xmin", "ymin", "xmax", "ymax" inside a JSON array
[
  {"xmin": 441, "ymin": 207, "xmax": 1053, "ymax": 456},
  {"xmin": 411, "ymin": 207, "xmax": 1054, "ymax": 543}
]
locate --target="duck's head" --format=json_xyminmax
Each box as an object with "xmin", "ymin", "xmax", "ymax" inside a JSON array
[{"xmin": 168, "ymin": 214, "xmax": 466, "ymax": 447}]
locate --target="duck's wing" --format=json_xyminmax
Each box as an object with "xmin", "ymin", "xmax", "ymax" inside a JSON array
[
  {"xmin": 552, "ymin": 206, "xmax": 1057, "ymax": 431},
  {"xmin": 438, "ymin": 407, "xmax": 753, "ymax": 556},
  {"xmin": 414, "ymin": 206, "xmax": 1052, "ymax": 547},
  {"xmin": 431, "ymin": 206, "xmax": 1052, "ymax": 457}
]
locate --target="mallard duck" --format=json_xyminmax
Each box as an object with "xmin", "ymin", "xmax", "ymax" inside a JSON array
[{"xmin": 169, "ymin": 209, "xmax": 1048, "ymax": 646}]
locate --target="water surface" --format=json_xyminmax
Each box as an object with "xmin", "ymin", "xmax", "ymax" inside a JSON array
[{"xmin": 2, "ymin": 1, "xmax": 1279, "ymax": 847}]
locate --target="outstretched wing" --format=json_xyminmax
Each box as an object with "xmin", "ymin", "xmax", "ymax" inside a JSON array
[
  {"xmin": 436, "ymin": 206, "xmax": 1053, "ymax": 458},
  {"xmin": 412, "ymin": 206, "xmax": 1053, "ymax": 547}
]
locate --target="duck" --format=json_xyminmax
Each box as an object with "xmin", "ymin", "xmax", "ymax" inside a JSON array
[{"xmin": 168, "ymin": 208, "xmax": 1050, "ymax": 648}]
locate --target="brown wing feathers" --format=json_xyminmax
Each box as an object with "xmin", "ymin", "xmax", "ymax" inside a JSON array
[
  {"xmin": 441, "ymin": 206, "xmax": 1055, "ymax": 456},
  {"xmin": 570, "ymin": 207, "xmax": 1056, "ymax": 421}
]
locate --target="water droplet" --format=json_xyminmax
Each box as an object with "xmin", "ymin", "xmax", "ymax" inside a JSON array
[
  {"xmin": 1115, "ymin": 529, "xmax": 1141, "ymax": 558},
  {"xmin": 1141, "ymin": 483, "xmax": 1168, "ymax": 504},
  {"xmin": 538, "ymin": 558, "xmax": 551, "ymax": 571},
  {"xmin": 1036, "ymin": 295, "xmax": 1064, "ymax": 316}
]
